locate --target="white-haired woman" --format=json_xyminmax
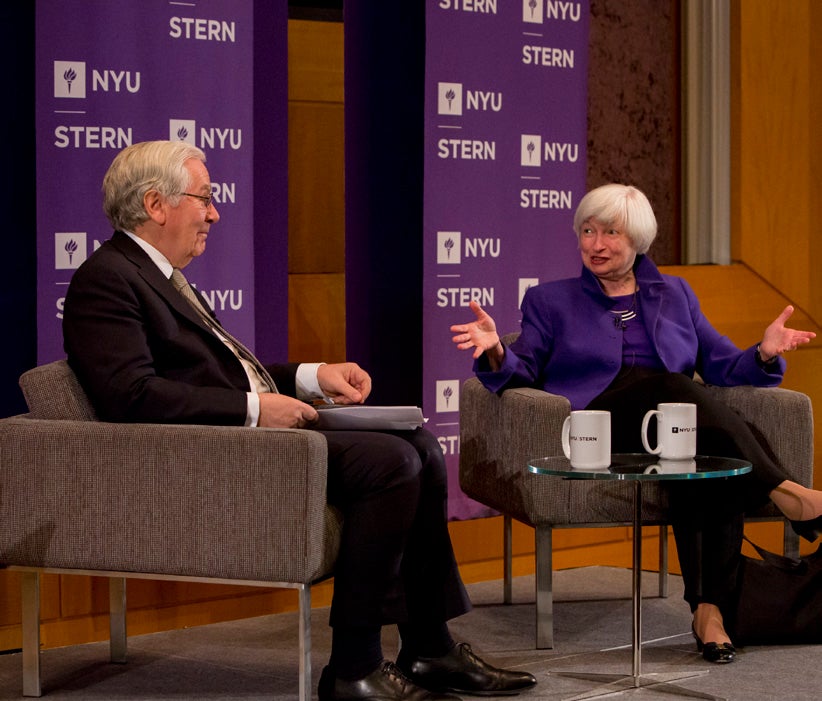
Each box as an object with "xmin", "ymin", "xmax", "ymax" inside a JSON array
[{"xmin": 452, "ymin": 183, "xmax": 818, "ymax": 664}]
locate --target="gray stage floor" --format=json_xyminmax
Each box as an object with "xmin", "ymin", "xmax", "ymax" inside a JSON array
[{"xmin": 1, "ymin": 566, "xmax": 819, "ymax": 700}]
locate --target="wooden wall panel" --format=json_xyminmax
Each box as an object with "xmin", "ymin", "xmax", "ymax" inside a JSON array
[
  {"xmin": 289, "ymin": 273, "xmax": 347, "ymax": 363},
  {"xmin": 735, "ymin": 1, "xmax": 814, "ymax": 313},
  {"xmin": 287, "ymin": 19, "xmax": 344, "ymax": 104},
  {"xmin": 287, "ymin": 18, "xmax": 346, "ymax": 368},
  {"xmin": 288, "ymin": 101, "xmax": 345, "ymax": 276},
  {"xmin": 660, "ymin": 263, "xmax": 819, "ymax": 349},
  {"xmin": 812, "ymin": 2, "xmax": 822, "ymax": 324}
]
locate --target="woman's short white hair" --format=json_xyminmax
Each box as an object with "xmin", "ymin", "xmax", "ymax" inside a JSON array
[
  {"xmin": 102, "ymin": 140, "xmax": 207, "ymax": 232},
  {"xmin": 572, "ymin": 183, "xmax": 657, "ymax": 255}
]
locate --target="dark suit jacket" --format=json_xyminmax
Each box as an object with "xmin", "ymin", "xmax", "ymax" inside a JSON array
[{"xmin": 63, "ymin": 231, "xmax": 298, "ymax": 425}]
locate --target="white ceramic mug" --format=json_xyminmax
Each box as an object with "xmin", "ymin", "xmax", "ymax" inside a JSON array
[
  {"xmin": 641, "ymin": 403, "xmax": 697, "ymax": 460},
  {"xmin": 561, "ymin": 410, "xmax": 611, "ymax": 470}
]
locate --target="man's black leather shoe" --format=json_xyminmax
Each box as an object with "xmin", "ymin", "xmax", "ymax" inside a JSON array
[
  {"xmin": 318, "ymin": 661, "xmax": 463, "ymax": 701},
  {"xmin": 397, "ymin": 643, "xmax": 537, "ymax": 696}
]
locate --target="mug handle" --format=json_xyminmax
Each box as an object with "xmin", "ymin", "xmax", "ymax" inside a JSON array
[
  {"xmin": 561, "ymin": 415, "xmax": 572, "ymax": 460},
  {"xmin": 641, "ymin": 410, "xmax": 662, "ymax": 455}
]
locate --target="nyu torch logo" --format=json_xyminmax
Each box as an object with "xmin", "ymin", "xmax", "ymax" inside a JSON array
[
  {"xmin": 436, "ymin": 380, "xmax": 460, "ymax": 414},
  {"xmin": 170, "ymin": 119, "xmax": 197, "ymax": 145},
  {"xmin": 55, "ymin": 233, "xmax": 87, "ymax": 270},
  {"xmin": 54, "ymin": 61, "xmax": 86, "ymax": 98}
]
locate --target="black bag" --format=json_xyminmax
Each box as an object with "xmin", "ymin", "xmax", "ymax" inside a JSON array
[{"xmin": 727, "ymin": 535, "xmax": 822, "ymax": 646}]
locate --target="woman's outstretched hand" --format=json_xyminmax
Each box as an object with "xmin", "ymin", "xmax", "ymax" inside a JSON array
[
  {"xmin": 758, "ymin": 305, "xmax": 817, "ymax": 361},
  {"xmin": 450, "ymin": 300, "xmax": 505, "ymax": 369}
]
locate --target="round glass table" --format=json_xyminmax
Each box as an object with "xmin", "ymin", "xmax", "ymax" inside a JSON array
[{"xmin": 528, "ymin": 454, "xmax": 752, "ymax": 701}]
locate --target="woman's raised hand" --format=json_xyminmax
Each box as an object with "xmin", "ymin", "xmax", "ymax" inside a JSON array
[
  {"xmin": 450, "ymin": 300, "xmax": 505, "ymax": 367},
  {"xmin": 758, "ymin": 305, "xmax": 817, "ymax": 361}
]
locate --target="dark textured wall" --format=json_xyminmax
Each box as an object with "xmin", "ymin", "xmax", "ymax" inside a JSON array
[{"xmin": 587, "ymin": 0, "xmax": 681, "ymax": 264}]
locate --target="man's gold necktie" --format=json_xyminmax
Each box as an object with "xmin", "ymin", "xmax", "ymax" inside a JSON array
[{"xmin": 170, "ymin": 268, "xmax": 277, "ymax": 393}]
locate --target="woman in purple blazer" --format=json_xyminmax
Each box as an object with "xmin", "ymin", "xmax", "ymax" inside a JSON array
[{"xmin": 452, "ymin": 183, "xmax": 818, "ymax": 664}]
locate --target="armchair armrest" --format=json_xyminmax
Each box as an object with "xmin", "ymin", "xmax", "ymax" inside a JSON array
[
  {"xmin": 460, "ymin": 377, "xmax": 570, "ymax": 514},
  {"xmin": 0, "ymin": 417, "xmax": 336, "ymax": 584},
  {"xmin": 705, "ymin": 385, "xmax": 814, "ymax": 488}
]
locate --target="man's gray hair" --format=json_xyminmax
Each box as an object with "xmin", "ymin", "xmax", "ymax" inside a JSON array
[{"xmin": 102, "ymin": 140, "xmax": 206, "ymax": 232}]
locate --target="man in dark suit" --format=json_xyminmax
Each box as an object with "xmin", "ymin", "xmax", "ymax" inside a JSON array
[{"xmin": 63, "ymin": 141, "xmax": 536, "ymax": 701}]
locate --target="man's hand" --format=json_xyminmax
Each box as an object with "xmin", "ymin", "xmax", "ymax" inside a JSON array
[
  {"xmin": 317, "ymin": 362, "xmax": 372, "ymax": 405},
  {"xmin": 258, "ymin": 393, "xmax": 318, "ymax": 428},
  {"xmin": 758, "ymin": 305, "xmax": 817, "ymax": 361}
]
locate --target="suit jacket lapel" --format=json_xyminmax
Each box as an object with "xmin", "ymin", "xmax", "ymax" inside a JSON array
[{"xmin": 109, "ymin": 231, "xmax": 215, "ymax": 335}]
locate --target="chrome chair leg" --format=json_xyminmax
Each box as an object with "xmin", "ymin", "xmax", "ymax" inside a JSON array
[
  {"xmin": 298, "ymin": 585, "xmax": 312, "ymax": 701},
  {"xmin": 535, "ymin": 524, "xmax": 554, "ymax": 649}
]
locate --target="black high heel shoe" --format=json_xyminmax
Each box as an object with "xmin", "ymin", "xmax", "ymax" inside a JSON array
[
  {"xmin": 692, "ymin": 626, "xmax": 736, "ymax": 664},
  {"xmin": 790, "ymin": 515, "xmax": 822, "ymax": 542}
]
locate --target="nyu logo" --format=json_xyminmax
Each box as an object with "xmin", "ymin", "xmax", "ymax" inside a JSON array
[
  {"xmin": 170, "ymin": 119, "xmax": 243, "ymax": 150},
  {"xmin": 171, "ymin": 119, "xmax": 197, "ymax": 145},
  {"xmin": 54, "ymin": 61, "xmax": 142, "ymax": 98},
  {"xmin": 522, "ymin": 135, "xmax": 541, "ymax": 167},
  {"xmin": 55, "ymin": 232, "xmax": 87, "ymax": 270},
  {"xmin": 436, "ymin": 380, "xmax": 460, "ymax": 414},
  {"xmin": 523, "ymin": 0, "xmax": 582, "ymax": 24},
  {"xmin": 437, "ymin": 82, "xmax": 502, "ymax": 116},
  {"xmin": 439, "ymin": 83, "xmax": 463, "ymax": 115},
  {"xmin": 437, "ymin": 231, "xmax": 501, "ymax": 265},
  {"xmin": 438, "ymin": 231, "xmax": 461, "ymax": 264},
  {"xmin": 54, "ymin": 61, "xmax": 86, "ymax": 98},
  {"xmin": 521, "ymin": 134, "xmax": 580, "ymax": 167}
]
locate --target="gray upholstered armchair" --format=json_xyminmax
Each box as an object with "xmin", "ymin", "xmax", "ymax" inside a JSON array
[
  {"xmin": 0, "ymin": 360, "xmax": 342, "ymax": 700},
  {"xmin": 459, "ymin": 350, "xmax": 814, "ymax": 649}
]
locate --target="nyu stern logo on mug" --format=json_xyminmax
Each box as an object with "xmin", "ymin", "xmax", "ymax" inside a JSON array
[
  {"xmin": 641, "ymin": 403, "xmax": 697, "ymax": 460},
  {"xmin": 561, "ymin": 410, "xmax": 611, "ymax": 470}
]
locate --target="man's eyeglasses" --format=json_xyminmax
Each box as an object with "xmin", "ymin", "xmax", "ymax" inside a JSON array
[{"xmin": 181, "ymin": 192, "xmax": 214, "ymax": 209}]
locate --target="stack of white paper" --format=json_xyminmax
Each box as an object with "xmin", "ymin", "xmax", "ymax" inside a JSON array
[{"xmin": 314, "ymin": 405, "xmax": 427, "ymax": 431}]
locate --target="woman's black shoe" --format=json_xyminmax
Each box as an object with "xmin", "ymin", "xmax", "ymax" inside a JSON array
[
  {"xmin": 790, "ymin": 515, "xmax": 822, "ymax": 542},
  {"xmin": 692, "ymin": 627, "xmax": 736, "ymax": 664}
]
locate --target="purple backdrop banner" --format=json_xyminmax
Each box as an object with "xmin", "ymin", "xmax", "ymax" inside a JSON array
[
  {"xmin": 423, "ymin": 0, "xmax": 590, "ymax": 520},
  {"xmin": 36, "ymin": 0, "xmax": 270, "ymax": 364}
]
